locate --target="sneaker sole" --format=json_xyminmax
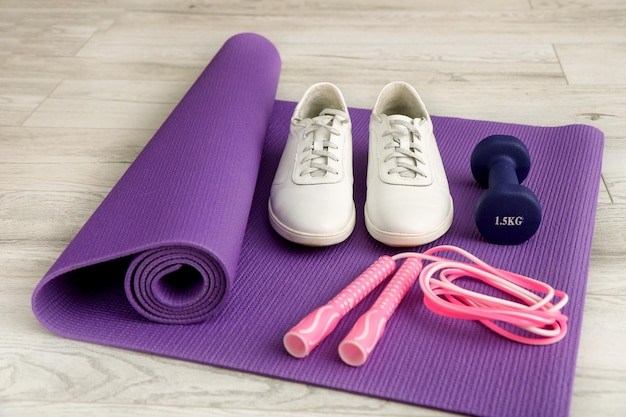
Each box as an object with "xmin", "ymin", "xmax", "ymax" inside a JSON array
[
  {"xmin": 364, "ymin": 197, "xmax": 454, "ymax": 247},
  {"xmin": 268, "ymin": 201, "xmax": 356, "ymax": 247}
]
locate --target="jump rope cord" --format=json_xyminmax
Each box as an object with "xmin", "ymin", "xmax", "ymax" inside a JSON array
[
  {"xmin": 393, "ymin": 245, "xmax": 568, "ymax": 346},
  {"xmin": 284, "ymin": 245, "xmax": 569, "ymax": 366}
]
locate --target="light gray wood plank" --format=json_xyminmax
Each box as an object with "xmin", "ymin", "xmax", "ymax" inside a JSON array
[
  {"xmin": 0, "ymin": 8, "xmax": 119, "ymax": 57},
  {"xmin": 22, "ymin": 98, "xmax": 175, "ymax": 129},
  {"xmin": 85, "ymin": 8, "xmax": 626, "ymax": 44},
  {"xmin": 587, "ymin": 254, "xmax": 626, "ymax": 295},
  {"xmin": 104, "ymin": 0, "xmax": 532, "ymax": 13},
  {"xmin": 0, "ymin": 54, "xmax": 206, "ymax": 81},
  {"xmin": 0, "ymin": 127, "xmax": 151, "ymax": 163},
  {"xmin": 572, "ymin": 296, "xmax": 626, "ymax": 417},
  {"xmin": 557, "ymin": 43, "xmax": 626, "ymax": 85},
  {"xmin": 598, "ymin": 178, "xmax": 612, "ymax": 204},
  {"xmin": 590, "ymin": 204, "xmax": 626, "ymax": 258},
  {"xmin": 0, "ymin": 163, "xmax": 127, "ymax": 192},
  {"xmin": 275, "ymin": 42, "xmax": 565, "ymax": 93},
  {"xmin": 50, "ymin": 79, "xmax": 191, "ymax": 103},
  {"xmin": 531, "ymin": 0, "xmax": 626, "ymax": 9},
  {"xmin": 0, "ymin": 2, "xmax": 115, "ymax": 9},
  {"xmin": 0, "ymin": 78, "xmax": 60, "ymax": 126},
  {"xmin": 602, "ymin": 138, "xmax": 626, "ymax": 203},
  {"xmin": 0, "ymin": 191, "xmax": 104, "ymax": 241},
  {"xmin": 394, "ymin": 85, "xmax": 626, "ymax": 140},
  {"xmin": 22, "ymin": 80, "xmax": 190, "ymax": 129},
  {"xmin": 0, "ymin": 239, "xmax": 65, "ymax": 281},
  {"xmin": 2, "ymin": 401, "xmax": 416, "ymax": 417},
  {"xmin": 77, "ymin": 33, "xmax": 565, "ymax": 87},
  {"xmin": 0, "ymin": 335, "xmax": 453, "ymax": 417},
  {"xmin": 75, "ymin": 33, "xmax": 223, "ymax": 62}
]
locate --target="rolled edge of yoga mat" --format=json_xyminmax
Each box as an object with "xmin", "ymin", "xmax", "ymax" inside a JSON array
[
  {"xmin": 32, "ymin": 32, "xmax": 281, "ymax": 327},
  {"xmin": 124, "ymin": 246, "xmax": 229, "ymax": 324}
]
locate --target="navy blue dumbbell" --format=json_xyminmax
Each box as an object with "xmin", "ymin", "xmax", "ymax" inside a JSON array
[{"xmin": 470, "ymin": 135, "xmax": 541, "ymax": 245}]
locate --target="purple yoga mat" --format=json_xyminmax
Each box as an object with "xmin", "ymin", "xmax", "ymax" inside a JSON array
[{"xmin": 32, "ymin": 33, "xmax": 604, "ymax": 417}]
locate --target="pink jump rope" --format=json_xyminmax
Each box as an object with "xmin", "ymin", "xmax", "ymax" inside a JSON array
[{"xmin": 284, "ymin": 245, "xmax": 569, "ymax": 367}]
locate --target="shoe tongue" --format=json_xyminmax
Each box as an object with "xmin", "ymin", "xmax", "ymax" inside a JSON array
[
  {"xmin": 387, "ymin": 114, "xmax": 415, "ymax": 124},
  {"xmin": 309, "ymin": 111, "xmax": 335, "ymax": 178},
  {"xmin": 388, "ymin": 114, "xmax": 428, "ymax": 127},
  {"xmin": 387, "ymin": 114, "xmax": 418, "ymax": 179}
]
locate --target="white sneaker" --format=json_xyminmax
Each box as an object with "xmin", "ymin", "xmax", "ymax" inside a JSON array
[
  {"xmin": 269, "ymin": 82, "xmax": 356, "ymax": 246},
  {"xmin": 365, "ymin": 81, "xmax": 453, "ymax": 247}
]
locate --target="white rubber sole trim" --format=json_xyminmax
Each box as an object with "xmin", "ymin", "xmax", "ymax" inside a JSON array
[
  {"xmin": 268, "ymin": 201, "xmax": 356, "ymax": 247},
  {"xmin": 364, "ymin": 197, "xmax": 454, "ymax": 247}
]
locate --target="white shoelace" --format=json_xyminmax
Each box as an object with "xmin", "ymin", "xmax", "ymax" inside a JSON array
[
  {"xmin": 381, "ymin": 116, "xmax": 427, "ymax": 179},
  {"xmin": 297, "ymin": 108, "xmax": 349, "ymax": 177}
]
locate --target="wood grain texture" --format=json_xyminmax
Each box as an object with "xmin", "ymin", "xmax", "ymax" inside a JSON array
[{"xmin": 1, "ymin": 1, "xmax": 625, "ymax": 416}]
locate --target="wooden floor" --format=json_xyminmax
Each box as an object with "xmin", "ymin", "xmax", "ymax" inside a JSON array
[{"xmin": 1, "ymin": 1, "xmax": 625, "ymax": 416}]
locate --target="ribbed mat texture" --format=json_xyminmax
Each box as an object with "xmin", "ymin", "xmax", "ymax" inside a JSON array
[{"xmin": 32, "ymin": 33, "xmax": 604, "ymax": 417}]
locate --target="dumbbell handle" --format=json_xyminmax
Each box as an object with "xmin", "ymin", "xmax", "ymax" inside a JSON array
[{"xmin": 488, "ymin": 158, "xmax": 521, "ymax": 189}]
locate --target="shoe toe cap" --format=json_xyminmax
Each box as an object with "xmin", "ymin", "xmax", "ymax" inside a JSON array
[
  {"xmin": 366, "ymin": 188, "xmax": 453, "ymax": 243},
  {"xmin": 269, "ymin": 189, "xmax": 355, "ymax": 236}
]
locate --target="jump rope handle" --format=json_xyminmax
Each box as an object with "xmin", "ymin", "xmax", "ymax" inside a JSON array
[
  {"xmin": 338, "ymin": 257, "xmax": 422, "ymax": 366},
  {"xmin": 283, "ymin": 256, "xmax": 396, "ymax": 358},
  {"xmin": 285, "ymin": 246, "xmax": 569, "ymax": 366}
]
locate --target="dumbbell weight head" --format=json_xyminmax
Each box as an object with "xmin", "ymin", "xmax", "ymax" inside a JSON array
[{"xmin": 470, "ymin": 135, "xmax": 541, "ymax": 245}]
